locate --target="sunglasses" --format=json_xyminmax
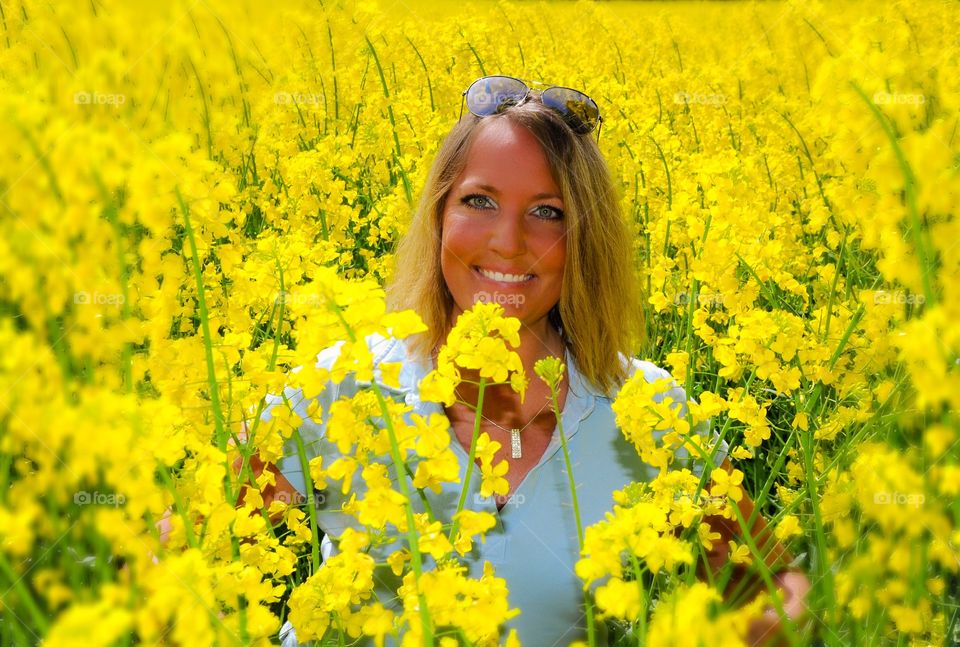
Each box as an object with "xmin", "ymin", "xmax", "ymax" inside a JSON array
[{"xmin": 460, "ymin": 75, "xmax": 603, "ymax": 138}]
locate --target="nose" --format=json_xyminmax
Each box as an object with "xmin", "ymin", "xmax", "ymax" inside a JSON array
[{"xmin": 488, "ymin": 210, "xmax": 527, "ymax": 258}]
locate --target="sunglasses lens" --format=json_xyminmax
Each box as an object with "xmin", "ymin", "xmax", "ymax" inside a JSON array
[
  {"xmin": 465, "ymin": 76, "xmax": 528, "ymax": 117},
  {"xmin": 541, "ymin": 87, "xmax": 600, "ymax": 134}
]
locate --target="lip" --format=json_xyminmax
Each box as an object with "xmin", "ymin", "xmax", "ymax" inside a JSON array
[{"xmin": 473, "ymin": 266, "xmax": 536, "ymax": 284}]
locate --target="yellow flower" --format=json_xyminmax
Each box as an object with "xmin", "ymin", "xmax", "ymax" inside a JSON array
[
  {"xmin": 698, "ymin": 521, "xmax": 722, "ymax": 551},
  {"xmin": 306, "ymin": 455, "xmax": 328, "ymax": 491},
  {"xmin": 413, "ymin": 515, "xmax": 454, "ymax": 560},
  {"xmin": 710, "ymin": 467, "xmax": 744, "ymax": 503},
  {"xmin": 775, "ymin": 514, "xmax": 803, "ymax": 541},
  {"xmin": 452, "ymin": 509, "xmax": 497, "ymax": 555},
  {"xmin": 665, "ymin": 351, "xmax": 689, "ymax": 382},
  {"xmin": 418, "ymin": 368, "xmax": 457, "ymax": 407},
  {"xmin": 728, "ymin": 540, "xmax": 753, "ymax": 565},
  {"xmin": 327, "ymin": 456, "xmax": 360, "ymax": 494},
  {"xmin": 475, "ymin": 432, "xmax": 501, "ymax": 467},
  {"xmin": 439, "ymin": 302, "xmax": 526, "ymax": 397},
  {"xmin": 356, "ymin": 603, "xmax": 396, "ymax": 647},
  {"xmin": 378, "ymin": 361, "xmax": 403, "ymax": 389},
  {"xmin": 387, "ymin": 549, "xmax": 410, "ymax": 577},
  {"xmin": 480, "ymin": 459, "xmax": 509, "ymax": 498},
  {"xmin": 533, "ymin": 356, "xmax": 565, "ymax": 392},
  {"xmin": 412, "ymin": 413, "xmax": 453, "ymax": 458},
  {"xmin": 412, "ymin": 450, "xmax": 460, "ymax": 493},
  {"xmin": 380, "ymin": 310, "xmax": 427, "ymax": 339},
  {"xmin": 595, "ymin": 577, "xmax": 642, "ymax": 620},
  {"xmin": 6, "ymin": 2, "xmax": 958, "ymax": 643},
  {"xmin": 44, "ymin": 591, "xmax": 133, "ymax": 647}
]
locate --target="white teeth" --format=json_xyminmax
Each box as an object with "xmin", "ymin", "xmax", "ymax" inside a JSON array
[{"xmin": 477, "ymin": 267, "xmax": 533, "ymax": 283}]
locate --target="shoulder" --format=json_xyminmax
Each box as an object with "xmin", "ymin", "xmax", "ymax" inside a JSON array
[
  {"xmin": 622, "ymin": 354, "xmax": 674, "ymax": 385},
  {"xmin": 266, "ymin": 333, "xmax": 417, "ymax": 418},
  {"xmin": 595, "ymin": 353, "xmax": 681, "ymax": 399},
  {"xmin": 567, "ymin": 351, "xmax": 679, "ymax": 405},
  {"xmin": 306, "ymin": 332, "xmax": 407, "ymax": 369},
  {"xmin": 310, "ymin": 332, "xmax": 424, "ymax": 394},
  {"xmin": 309, "ymin": 333, "xmax": 406, "ymax": 370}
]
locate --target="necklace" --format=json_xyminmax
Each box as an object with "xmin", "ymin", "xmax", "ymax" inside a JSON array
[{"xmin": 454, "ymin": 389, "xmax": 553, "ymax": 459}]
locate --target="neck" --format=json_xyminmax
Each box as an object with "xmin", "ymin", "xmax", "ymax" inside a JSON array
[
  {"xmin": 514, "ymin": 320, "xmax": 565, "ymax": 378},
  {"xmin": 453, "ymin": 320, "xmax": 566, "ymax": 395},
  {"xmin": 435, "ymin": 311, "xmax": 566, "ymax": 401}
]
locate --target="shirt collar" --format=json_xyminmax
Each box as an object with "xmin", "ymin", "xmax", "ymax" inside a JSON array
[{"xmin": 364, "ymin": 333, "xmax": 598, "ymax": 421}]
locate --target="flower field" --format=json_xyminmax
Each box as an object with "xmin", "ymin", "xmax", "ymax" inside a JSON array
[{"xmin": 0, "ymin": 0, "xmax": 957, "ymax": 645}]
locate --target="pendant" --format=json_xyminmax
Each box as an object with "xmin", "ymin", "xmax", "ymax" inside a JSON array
[{"xmin": 511, "ymin": 428, "xmax": 522, "ymax": 459}]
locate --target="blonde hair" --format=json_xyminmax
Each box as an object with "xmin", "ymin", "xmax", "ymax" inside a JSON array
[{"xmin": 386, "ymin": 98, "xmax": 643, "ymax": 396}]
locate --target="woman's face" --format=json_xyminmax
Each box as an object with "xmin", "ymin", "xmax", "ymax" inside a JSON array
[{"xmin": 440, "ymin": 119, "xmax": 567, "ymax": 335}]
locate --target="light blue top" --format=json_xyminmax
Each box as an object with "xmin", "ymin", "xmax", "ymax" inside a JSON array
[{"xmin": 271, "ymin": 334, "xmax": 727, "ymax": 647}]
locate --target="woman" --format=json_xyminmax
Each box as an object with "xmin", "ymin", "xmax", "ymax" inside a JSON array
[{"xmin": 259, "ymin": 76, "xmax": 810, "ymax": 645}]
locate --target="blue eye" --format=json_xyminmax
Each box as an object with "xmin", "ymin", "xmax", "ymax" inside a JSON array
[
  {"xmin": 463, "ymin": 194, "xmax": 494, "ymax": 209},
  {"xmin": 533, "ymin": 205, "xmax": 564, "ymax": 220}
]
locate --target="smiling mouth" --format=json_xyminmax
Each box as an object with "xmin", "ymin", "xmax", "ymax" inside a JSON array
[{"xmin": 475, "ymin": 266, "xmax": 535, "ymax": 283}]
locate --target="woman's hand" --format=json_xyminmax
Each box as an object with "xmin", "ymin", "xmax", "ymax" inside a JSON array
[
  {"xmin": 153, "ymin": 421, "xmax": 301, "ymax": 557},
  {"xmin": 231, "ymin": 420, "xmax": 302, "ymax": 524},
  {"xmin": 700, "ymin": 458, "xmax": 812, "ymax": 646},
  {"xmin": 746, "ymin": 569, "xmax": 811, "ymax": 646}
]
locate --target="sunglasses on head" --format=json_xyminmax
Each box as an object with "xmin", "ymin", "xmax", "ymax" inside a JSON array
[{"xmin": 459, "ymin": 75, "xmax": 603, "ymax": 139}]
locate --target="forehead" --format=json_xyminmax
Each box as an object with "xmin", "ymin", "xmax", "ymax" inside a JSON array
[{"xmin": 454, "ymin": 119, "xmax": 560, "ymax": 191}]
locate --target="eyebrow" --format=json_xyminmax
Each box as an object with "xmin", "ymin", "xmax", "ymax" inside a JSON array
[{"xmin": 468, "ymin": 183, "xmax": 562, "ymax": 201}]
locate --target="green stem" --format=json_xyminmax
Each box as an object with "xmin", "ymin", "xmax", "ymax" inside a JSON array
[
  {"xmin": 158, "ymin": 461, "xmax": 198, "ymax": 549},
  {"xmin": 0, "ymin": 551, "xmax": 49, "ymax": 632},
  {"xmin": 176, "ymin": 189, "xmax": 227, "ymax": 454},
  {"xmin": 851, "ymin": 82, "xmax": 935, "ymax": 304},
  {"xmin": 629, "ymin": 554, "xmax": 648, "ymax": 643},
  {"xmin": 365, "ymin": 36, "xmax": 402, "ymax": 161},
  {"xmin": 291, "ymin": 426, "xmax": 321, "ymax": 572},
  {"xmin": 401, "ymin": 462, "xmax": 436, "ymax": 520},
  {"xmin": 93, "ymin": 172, "xmax": 133, "ymax": 392},
  {"xmin": 552, "ymin": 374, "xmax": 597, "ymax": 646},
  {"xmin": 370, "ymin": 381, "xmax": 434, "ymax": 645},
  {"xmin": 730, "ymin": 503, "xmax": 801, "ymax": 647},
  {"xmin": 820, "ymin": 227, "xmax": 848, "ymax": 342},
  {"xmin": 649, "ymin": 135, "xmax": 672, "ymax": 210},
  {"xmin": 178, "ymin": 188, "xmax": 247, "ymax": 641},
  {"xmin": 448, "ymin": 378, "xmax": 487, "ymax": 544},
  {"xmin": 331, "ymin": 306, "xmax": 433, "ymax": 645}
]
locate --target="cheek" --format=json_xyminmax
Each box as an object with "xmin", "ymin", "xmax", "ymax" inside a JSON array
[
  {"xmin": 440, "ymin": 216, "xmax": 470, "ymax": 279},
  {"xmin": 540, "ymin": 232, "xmax": 567, "ymax": 273},
  {"xmin": 441, "ymin": 215, "xmax": 483, "ymax": 257}
]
